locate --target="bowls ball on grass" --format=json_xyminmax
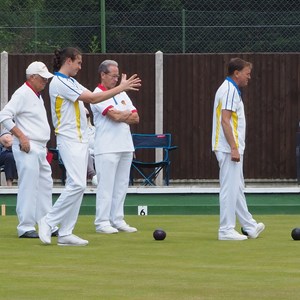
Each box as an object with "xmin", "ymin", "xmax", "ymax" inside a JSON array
[
  {"xmin": 291, "ymin": 228, "xmax": 300, "ymax": 240},
  {"xmin": 153, "ymin": 229, "xmax": 166, "ymax": 241}
]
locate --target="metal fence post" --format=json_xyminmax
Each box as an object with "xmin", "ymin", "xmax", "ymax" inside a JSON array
[
  {"xmin": 100, "ymin": 0, "xmax": 106, "ymax": 53},
  {"xmin": 182, "ymin": 9, "xmax": 186, "ymax": 53},
  {"xmin": 34, "ymin": 9, "xmax": 38, "ymax": 53}
]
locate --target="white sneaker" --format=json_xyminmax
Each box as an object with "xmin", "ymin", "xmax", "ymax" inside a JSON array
[
  {"xmin": 38, "ymin": 216, "xmax": 52, "ymax": 244},
  {"xmin": 218, "ymin": 230, "xmax": 247, "ymax": 241},
  {"xmin": 247, "ymin": 223, "xmax": 265, "ymax": 239},
  {"xmin": 91, "ymin": 175, "xmax": 98, "ymax": 186},
  {"xmin": 116, "ymin": 224, "xmax": 137, "ymax": 233},
  {"xmin": 96, "ymin": 226, "xmax": 118, "ymax": 234},
  {"xmin": 57, "ymin": 234, "xmax": 89, "ymax": 246}
]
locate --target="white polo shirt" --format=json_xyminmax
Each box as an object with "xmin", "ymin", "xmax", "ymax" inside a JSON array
[
  {"xmin": 212, "ymin": 77, "xmax": 246, "ymax": 154},
  {"xmin": 91, "ymin": 84, "xmax": 137, "ymax": 155},
  {"xmin": 0, "ymin": 82, "xmax": 50, "ymax": 146},
  {"xmin": 49, "ymin": 72, "xmax": 88, "ymax": 143}
]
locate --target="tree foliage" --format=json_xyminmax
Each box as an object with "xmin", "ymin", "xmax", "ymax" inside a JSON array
[{"xmin": 0, "ymin": 0, "xmax": 299, "ymax": 53}]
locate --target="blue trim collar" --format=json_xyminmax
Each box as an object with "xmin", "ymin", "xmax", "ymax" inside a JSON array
[
  {"xmin": 226, "ymin": 76, "xmax": 241, "ymax": 95},
  {"xmin": 54, "ymin": 72, "xmax": 69, "ymax": 78}
]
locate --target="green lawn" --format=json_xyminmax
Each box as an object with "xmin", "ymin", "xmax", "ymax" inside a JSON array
[{"xmin": 0, "ymin": 214, "xmax": 300, "ymax": 299}]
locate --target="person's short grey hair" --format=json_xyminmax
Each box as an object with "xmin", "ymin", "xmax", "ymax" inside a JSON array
[{"xmin": 98, "ymin": 60, "xmax": 118, "ymax": 74}]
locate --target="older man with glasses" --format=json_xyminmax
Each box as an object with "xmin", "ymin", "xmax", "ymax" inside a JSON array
[
  {"xmin": 0, "ymin": 61, "xmax": 58, "ymax": 238},
  {"xmin": 91, "ymin": 60, "xmax": 140, "ymax": 234}
]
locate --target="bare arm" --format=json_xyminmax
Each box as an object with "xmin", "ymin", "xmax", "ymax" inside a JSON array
[
  {"xmin": 106, "ymin": 109, "xmax": 132, "ymax": 122},
  {"xmin": 10, "ymin": 126, "xmax": 30, "ymax": 153},
  {"xmin": 106, "ymin": 109, "xmax": 140, "ymax": 125},
  {"xmin": 78, "ymin": 74, "xmax": 141, "ymax": 104},
  {"xmin": 123, "ymin": 112, "xmax": 139, "ymax": 125},
  {"xmin": 221, "ymin": 109, "xmax": 240, "ymax": 162}
]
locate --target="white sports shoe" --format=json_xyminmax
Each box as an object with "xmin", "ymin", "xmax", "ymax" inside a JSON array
[
  {"xmin": 91, "ymin": 175, "xmax": 98, "ymax": 186},
  {"xmin": 218, "ymin": 230, "xmax": 247, "ymax": 241},
  {"xmin": 38, "ymin": 216, "xmax": 52, "ymax": 244},
  {"xmin": 96, "ymin": 226, "xmax": 118, "ymax": 234},
  {"xmin": 57, "ymin": 234, "xmax": 89, "ymax": 246},
  {"xmin": 247, "ymin": 223, "xmax": 265, "ymax": 239},
  {"xmin": 116, "ymin": 224, "xmax": 137, "ymax": 233}
]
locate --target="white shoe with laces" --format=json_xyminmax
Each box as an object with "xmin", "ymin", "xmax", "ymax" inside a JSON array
[
  {"xmin": 218, "ymin": 229, "xmax": 247, "ymax": 241},
  {"xmin": 116, "ymin": 224, "xmax": 137, "ymax": 233},
  {"xmin": 247, "ymin": 223, "xmax": 265, "ymax": 239},
  {"xmin": 96, "ymin": 226, "xmax": 118, "ymax": 234},
  {"xmin": 57, "ymin": 234, "xmax": 89, "ymax": 246}
]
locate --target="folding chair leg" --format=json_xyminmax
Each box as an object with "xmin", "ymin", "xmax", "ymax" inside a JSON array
[
  {"xmin": 60, "ymin": 166, "xmax": 66, "ymax": 185},
  {"xmin": 164, "ymin": 164, "xmax": 170, "ymax": 186},
  {"xmin": 148, "ymin": 167, "xmax": 164, "ymax": 186},
  {"xmin": 129, "ymin": 167, "xmax": 133, "ymax": 185},
  {"xmin": 132, "ymin": 165, "xmax": 155, "ymax": 186}
]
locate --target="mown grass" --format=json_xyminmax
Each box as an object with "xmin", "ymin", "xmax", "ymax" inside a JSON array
[{"xmin": 0, "ymin": 214, "xmax": 300, "ymax": 299}]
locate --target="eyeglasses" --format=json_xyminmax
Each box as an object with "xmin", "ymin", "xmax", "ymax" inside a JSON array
[{"xmin": 105, "ymin": 73, "xmax": 120, "ymax": 79}]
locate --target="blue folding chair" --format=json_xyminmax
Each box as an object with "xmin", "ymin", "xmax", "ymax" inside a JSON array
[{"xmin": 130, "ymin": 133, "xmax": 178, "ymax": 186}]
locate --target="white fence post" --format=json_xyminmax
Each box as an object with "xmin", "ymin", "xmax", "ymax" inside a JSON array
[
  {"xmin": 155, "ymin": 50, "xmax": 163, "ymax": 186},
  {"xmin": 0, "ymin": 51, "xmax": 8, "ymax": 111},
  {"xmin": 0, "ymin": 51, "xmax": 9, "ymax": 185}
]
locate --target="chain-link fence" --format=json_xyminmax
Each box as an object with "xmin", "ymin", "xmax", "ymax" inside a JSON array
[{"xmin": 1, "ymin": 0, "xmax": 299, "ymax": 53}]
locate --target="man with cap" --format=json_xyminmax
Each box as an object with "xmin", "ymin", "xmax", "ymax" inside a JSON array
[{"xmin": 0, "ymin": 61, "xmax": 58, "ymax": 238}]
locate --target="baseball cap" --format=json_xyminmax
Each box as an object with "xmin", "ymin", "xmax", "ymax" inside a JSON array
[{"xmin": 26, "ymin": 61, "xmax": 54, "ymax": 79}]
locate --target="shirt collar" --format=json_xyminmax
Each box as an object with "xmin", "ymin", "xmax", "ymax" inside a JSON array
[
  {"xmin": 97, "ymin": 84, "xmax": 107, "ymax": 91},
  {"xmin": 25, "ymin": 81, "xmax": 40, "ymax": 98},
  {"xmin": 226, "ymin": 76, "xmax": 241, "ymax": 95},
  {"xmin": 55, "ymin": 71, "xmax": 69, "ymax": 78}
]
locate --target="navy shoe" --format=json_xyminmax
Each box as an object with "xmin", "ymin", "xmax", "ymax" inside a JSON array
[
  {"xmin": 241, "ymin": 227, "xmax": 248, "ymax": 236},
  {"xmin": 51, "ymin": 229, "xmax": 59, "ymax": 237},
  {"xmin": 19, "ymin": 230, "xmax": 39, "ymax": 238}
]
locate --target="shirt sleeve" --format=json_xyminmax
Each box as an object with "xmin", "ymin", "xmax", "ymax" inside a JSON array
[
  {"xmin": 221, "ymin": 81, "xmax": 240, "ymax": 112},
  {"xmin": 57, "ymin": 77, "xmax": 86, "ymax": 102},
  {"xmin": 0, "ymin": 95, "xmax": 20, "ymax": 130}
]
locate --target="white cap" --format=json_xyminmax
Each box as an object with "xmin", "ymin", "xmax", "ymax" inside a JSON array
[{"xmin": 26, "ymin": 61, "xmax": 54, "ymax": 79}]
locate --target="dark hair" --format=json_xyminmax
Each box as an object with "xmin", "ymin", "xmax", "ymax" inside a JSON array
[
  {"xmin": 53, "ymin": 47, "xmax": 82, "ymax": 72},
  {"xmin": 227, "ymin": 58, "xmax": 252, "ymax": 76}
]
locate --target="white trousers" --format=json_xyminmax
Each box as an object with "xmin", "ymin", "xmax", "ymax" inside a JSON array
[
  {"xmin": 13, "ymin": 142, "xmax": 53, "ymax": 237},
  {"xmin": 45, "ymin": 139, "xmax": 88, "ymax": 236},
  {"xmin": 215, "ymin": 151, "xmax": 257, "ymax": 234},
  {"xmin": 94, "ymin": 152, "xmax": 133, "ymax": 230}
]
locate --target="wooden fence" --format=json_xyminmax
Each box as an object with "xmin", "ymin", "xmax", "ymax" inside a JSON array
[{"xmin": 2, "ymin": 52, "xmax": 300, "ymax": 182}]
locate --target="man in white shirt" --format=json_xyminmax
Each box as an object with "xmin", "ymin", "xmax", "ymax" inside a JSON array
[
  {"xmin": 212, "ymin": 57, "xmax": 265, "ymax": 241},
  {"xmin": 38, "ymin": 48, "xmax": 141, "ymax": 246},
  {"xmin": 91, "ymin": 60, "xmax": 139, "ymax": 234},
  {"xmin": 0, "ymin": 61, "xmax": 58, "ymax": 238}
]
